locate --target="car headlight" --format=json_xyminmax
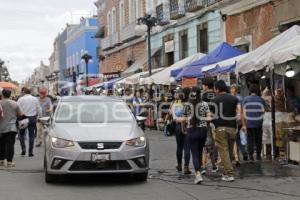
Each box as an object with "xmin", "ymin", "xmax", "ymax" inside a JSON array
[
  {"xmin": 126, "ymin": 137, "xmax": 146, "ymax": 147},
  {"xmin": 51, "ymin": 137, "xmax": 74, "ymax": 148}
]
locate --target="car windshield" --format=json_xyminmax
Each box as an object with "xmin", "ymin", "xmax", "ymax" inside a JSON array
[{"xmin": 55, "ymin": 101, "xmax": 134, "ymax": 123}]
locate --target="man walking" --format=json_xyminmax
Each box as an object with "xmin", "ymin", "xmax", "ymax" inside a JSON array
[
  {"xmin": 17, "ymin": 87, "xmax": 41, "ymax": 157},
  {"xmin": 202, "ymin": 78, "xmax": 218, "ymax": 173},
  {"xmin": 212, "ymin": 80, "xmax": 241, "ymax": 182},
  {"xmin": 36, "ymin": 88, "xmax": 52, "ymax": 147},
  {"xmin": 242, "ymin": 84, "xmax": 265, "ymax": 162},
  {"xmin": 0, "ymin": 89, "xmax": 22, "ymax": 167}
]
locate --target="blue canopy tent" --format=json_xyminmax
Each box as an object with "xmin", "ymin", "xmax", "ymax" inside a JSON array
[
  {"xmin": 207, "ymin": 63, "xmax": 237, "ymax": 76},
  {"xmin": 173, "ymin": 42, "xmax": 243, "ymax": 80}
]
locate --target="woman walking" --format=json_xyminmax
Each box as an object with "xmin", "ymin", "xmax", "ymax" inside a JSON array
[
  {"xmin": 184, "ymin": 87, "xmax": 211, "ymax": 184},
  {"xmin": 170, "ymin": 88, "xmax": 191, "ymax": 174},
  {"xmin": 0, "ymin": 89, "xmax": 22, "ymax": 167}
]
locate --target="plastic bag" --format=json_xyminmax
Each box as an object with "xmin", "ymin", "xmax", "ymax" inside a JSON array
[{"xmin": 240, "ymin": 130, "xmax": 247, "ymax": 146}]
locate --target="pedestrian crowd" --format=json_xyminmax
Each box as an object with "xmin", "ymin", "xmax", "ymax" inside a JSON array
[
  {"xmin": 118, "ymin": 78, "xmax": 299, "ymax": 184},
  {"xmin": 1, "ymin": 81, "xmax": 299, "ymax": 185},
  {"xmin": 0, "ymin": 87, "xmax": 56, "ymax": 168}
]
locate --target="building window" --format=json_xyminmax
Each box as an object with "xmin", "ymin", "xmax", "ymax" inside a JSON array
[
  {"xmin": 279, "ymin": 20, "xmax": 300, "ymax": 32},
  {"xmin": 197, "ymin": 22, "xmax": 208, "ymax": 54},
  {"xmin": 112, "ymin": 7, "xmax": 117, "ymax": 33},
  {"xmin": 156, "ymin": 4, "xmax": 164, "ymax": 22},
  {"xmin": 235, "ymin": 44, "xmax": 250, "ymax": 53},
  {"xmin": 234, "ymin": 36, "xmax": 252, "ymax": 53},
  {"xmin": 69, "ymin": 57, "xmax": 72, "ymax": 68},
  {"xmin": 129, "ymin": 0, "xmax": 137, "ymax": 23},
  {"xmin": 119, "ymin": 0, "xmax": 125, "ymax": 30},
  {"xmin": 136, "ymin": 0, "xmax": 143, "ymax": 19},
  {"xmin": 179, "ymin": 29, "xmax": 188, "ymax": 59},
  {"xmin": 163, "ymin": 34, "xmax": 175, "ymax": 67},
  {"xmin": 76, "ymin": 52, "xmax": 79, "ymax": 65},
  {"xmin": 107, "ymin": 11, "xmax": 111, "ymax": 35}
]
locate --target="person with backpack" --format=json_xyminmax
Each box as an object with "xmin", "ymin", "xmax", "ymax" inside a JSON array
[{"xmin": 184, "ymin": 87, "xmax": 211, "ymax": 184}]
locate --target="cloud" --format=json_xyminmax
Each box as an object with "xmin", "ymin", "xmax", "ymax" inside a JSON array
[{"xmin": 0, "ymin": 0, "xmax": 96, "ymax": 82}]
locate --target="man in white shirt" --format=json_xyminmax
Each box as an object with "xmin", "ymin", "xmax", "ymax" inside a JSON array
[{"xmin": 17, "ymin": 87, "xmax": 41, "ymax": 157}]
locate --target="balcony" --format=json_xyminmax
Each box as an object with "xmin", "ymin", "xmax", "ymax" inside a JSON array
[
  {"xmin": 112, "ymin": 32, "xmax": 121, "ymax": 46},
  {"xmin": 101, "ymin": 35, "xmax": 113, "ymax": 51},
  {"xmin": 170, "ymin": 0, "xmax": 185, "ymax": 20},
  {"xmin": 120, "ymin": 22, "xmax": 140, "ymax": 42},
  {"xmin": 156, "ymin": 4, "xmax": 170, "ymax": 25},
  {"xmin": 185, "ymin": 0, "xmax": 205, "ymax": 12},
  {"xmin": 206, "ymin": 0, "xmax": 223, "ymax": 6}
]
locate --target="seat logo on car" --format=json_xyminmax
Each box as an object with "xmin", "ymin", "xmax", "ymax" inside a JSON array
[{"xmin": 97, "ymin": 143, "xmax": 104, "ymax": 150}]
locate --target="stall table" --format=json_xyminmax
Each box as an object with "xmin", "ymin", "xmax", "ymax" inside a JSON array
[{"xmin": 284, "ymin": 126, "xmax": 300, "ymax": 163}]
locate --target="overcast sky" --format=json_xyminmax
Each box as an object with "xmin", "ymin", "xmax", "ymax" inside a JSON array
[{"xmin": 0, "ymin": 0, "xmax": 96, "ymax": 82}]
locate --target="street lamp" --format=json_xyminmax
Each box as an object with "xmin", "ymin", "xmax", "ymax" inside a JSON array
[
  {"xmin": 81, "ymin": 51, "xmax": 93, "ymax": 87},
  {"xmin": 135, "ymin": 13, "xmax": 162, "ymax": 77}
]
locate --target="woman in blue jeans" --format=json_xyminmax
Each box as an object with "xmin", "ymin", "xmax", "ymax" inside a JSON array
[
  {"xmin": 170, "ymin": 89, "xmax": 191, "ymax": 174},
  {"xmin": 184, "ymin": 87, "xmax": 211, "ymax": 184}
]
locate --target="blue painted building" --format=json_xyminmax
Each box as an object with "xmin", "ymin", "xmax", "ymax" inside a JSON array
[
  {"xmin": 58, "ymin": 29, "xmax": 67, "ymax": 82},
  {"xmin": 64, "ymin": 17, "xmax": 99, "ymax": 85},
  {"xmin": 149, "ymin": 1, "xmax": 224, "ymax": 68}
]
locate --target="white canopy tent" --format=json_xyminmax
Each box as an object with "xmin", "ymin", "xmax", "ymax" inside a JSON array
[
  {"xmin": 271, "ymin": 35, "xmax": 300, "ymax": 65},
  {"xmin": 143, "ymin": 53, "xmax": 206, "ymax": 85},
  {"xmin": 235, "ymin": 25, "xmax": 300, "ymax": 74},
  {"xmin": 116, "ymin": 68, "xmax": 164, "ymax": 85}
]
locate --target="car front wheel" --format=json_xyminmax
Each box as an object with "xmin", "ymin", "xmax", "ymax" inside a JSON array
[
  {"xmin": 134, "ymin": 172, "xmax": 148, "ymax": 182},
  {"xmin": 44, "ymin": 155, "xmax": 57, "ymax": 184},
  {"xmin": 45, "ymin": 170, "xmax": 58, "ymax": 184}
]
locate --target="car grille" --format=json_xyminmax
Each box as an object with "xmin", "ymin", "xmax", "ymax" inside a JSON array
[
  {"xmin": 69, "ymin": 161, "xmax": 131, "ymax": 171},
  {"xmin": 78, "ymin": 142, "xmax": 122, "ymax": 150}
]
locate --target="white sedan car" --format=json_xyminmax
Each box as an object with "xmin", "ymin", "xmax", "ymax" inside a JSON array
[{"xmin": 43, "ymin": 96, "xmax": 149, "ymax": 183}]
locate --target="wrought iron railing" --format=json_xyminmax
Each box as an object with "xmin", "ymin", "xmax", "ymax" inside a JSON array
[
  {"xmin": 185, "ymin": 0, "xmax": 205, "ymax": 12},
  {"xmin": 170, "ymin": 0, "xmax": 185, "ymax": 20}
]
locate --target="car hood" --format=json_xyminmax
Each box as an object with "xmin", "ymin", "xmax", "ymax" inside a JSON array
[{"xmin": 51, "ymin": 122, "xmax": 141, "ymax": 142}]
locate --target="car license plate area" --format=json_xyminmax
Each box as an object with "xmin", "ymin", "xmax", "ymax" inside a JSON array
[{"xmin": 91, "ymin": 153, "xmax": 110, "ymax": 163}]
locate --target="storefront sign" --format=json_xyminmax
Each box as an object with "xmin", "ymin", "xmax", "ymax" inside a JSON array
[
  {"xmin": 165, "ymin": 40, "xmax": 174, "ymax": 53},
  {"xmin": 182, "ymin": 78, "xmax": 198, "ymax": 88},
  {"xmin": 103, "ymin": 73, "xmax": 120, "ymax": 81},
  {"xmin": 217, "ymin": 73, "xmax": 230, "ymax": 86}
]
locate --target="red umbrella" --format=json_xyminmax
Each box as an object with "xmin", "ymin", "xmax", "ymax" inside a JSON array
[{"xmin": 0, "ymin": 82, "xmax": 18, "ymax": 90}]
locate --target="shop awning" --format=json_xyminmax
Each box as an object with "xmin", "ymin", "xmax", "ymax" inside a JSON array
[
  {"xmin": 271, "ymin": 35, "xmax": 300, "ymax": 66},
  {"xmin": 143, "ymin": 53, "xmax": 205, "ymax": 85},
  {"xmin": 121, "ymin": 47, "xmax": 161, "ymax": 78},
  {"xmin": 174, "ymin": 42, "xmax": 244, "ymax": 80},
  {"xmin": 117, "ymin": 68, "xmax": 164, "ymax": 85},
  {"xmin": 235, "ymin": 25, "xmax": 300, "ymax": 74},
  {"xmin": 201, "ymin": 54, "xmax": 247, "ymax": 75}
]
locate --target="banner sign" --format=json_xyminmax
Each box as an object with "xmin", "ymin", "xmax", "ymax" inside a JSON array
[{"xmin": 182, "ymin": 78, "xmax": 198, "ymax": 88}]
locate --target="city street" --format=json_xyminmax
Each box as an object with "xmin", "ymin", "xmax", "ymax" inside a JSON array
[{"xmin": 0, "ymin": 131, "xmax": 300, "ymax": 200}]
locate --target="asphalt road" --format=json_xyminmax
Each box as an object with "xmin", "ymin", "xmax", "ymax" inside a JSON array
[{"xmin": 0, "ymin": 131, "xmax": 300, "ymax": 200}]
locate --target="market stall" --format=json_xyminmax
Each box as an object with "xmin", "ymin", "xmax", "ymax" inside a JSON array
[
  {"xmin": 174, "ymin": 42, "xmax": 244, "ymax": 81},
  {"xmin": 235, "ymin": 25, "xmax": 300, "ymax": 162},
  {"xmin": 143, "ymin": 53, "xmax": 205, "ymax": 85}
]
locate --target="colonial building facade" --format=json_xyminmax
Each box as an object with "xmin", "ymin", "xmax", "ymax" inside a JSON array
[
  {"xmin": 223, "ymin": 0, "xmax": 300, "ymax": 52},
  {"xmin": 149, "ymin": 0, "xmax": 226, "ymax": 68},
  {"xmin": 95, "ymin": 0, "xmax": 147, "ymax": 79},
  {"xmin": 64, "ymin": 17, "xmax": 99, "ymax": 86}
]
